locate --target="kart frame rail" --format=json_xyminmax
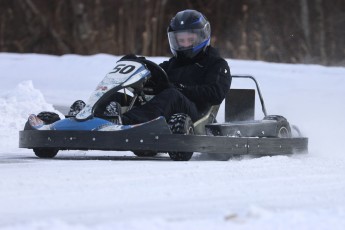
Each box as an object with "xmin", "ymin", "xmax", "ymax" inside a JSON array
[{"xmin": 19, "ymin": 118, "xmax": 308, "ymax": 156}]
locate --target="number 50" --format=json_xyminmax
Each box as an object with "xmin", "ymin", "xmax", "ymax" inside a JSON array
[{"xmin": 112, "ymin": 64, "xmax": 135, "ymax": 74}]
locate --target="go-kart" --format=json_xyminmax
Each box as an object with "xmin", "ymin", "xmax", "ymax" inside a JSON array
[{"xmin": 19, "ymin": 58, "xmax": 308, "ymax": 161}]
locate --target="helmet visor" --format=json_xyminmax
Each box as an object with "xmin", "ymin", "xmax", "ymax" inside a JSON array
[{"xmin": 168, "ymin": 23, "xmax": 211, "ymax": 52}]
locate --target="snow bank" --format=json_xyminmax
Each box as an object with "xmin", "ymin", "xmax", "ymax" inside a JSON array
[{"xmin": 0, "ymin": 81, "xmax": 61, "ymax": 149}]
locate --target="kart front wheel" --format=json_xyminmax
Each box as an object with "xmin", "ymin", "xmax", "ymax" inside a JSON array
[
  {"xmin": 167, "ymin": 113, "xmax": 194, "ymax": 161},
  {"xmin": 33, "ymin": 148, "xmax": 59, "ymax": 158},
  {"xmin": 31, "ymin": 112, "xmax": 61, "ymax": 158},
  {"xmin": 37, "ymin": 111, "xmax": 61, "ymax": 124}
]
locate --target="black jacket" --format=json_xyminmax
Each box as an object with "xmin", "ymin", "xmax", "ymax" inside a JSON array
[{"xmin": 159, "ymin": 46, "xmax": 231, "ymax": 111}]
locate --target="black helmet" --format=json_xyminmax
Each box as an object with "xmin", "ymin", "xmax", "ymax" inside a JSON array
[{"xmin": 167, "ymin": 10, "xmax": 211, "ymax": 59}]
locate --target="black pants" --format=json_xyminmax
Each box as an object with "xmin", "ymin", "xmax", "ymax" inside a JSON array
[{"xmin": 122, "ymin": 88, "xmax": 200, "ymax": 124}]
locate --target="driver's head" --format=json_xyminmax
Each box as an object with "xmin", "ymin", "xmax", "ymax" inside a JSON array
[{"xmin": 167, "ymin": 9, "xmax": 211, "ymax": 60}]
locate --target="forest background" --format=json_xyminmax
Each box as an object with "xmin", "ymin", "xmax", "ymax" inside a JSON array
[{"xmin": 0, "ymin": 0, "xmax": 344, "ymax": 66}]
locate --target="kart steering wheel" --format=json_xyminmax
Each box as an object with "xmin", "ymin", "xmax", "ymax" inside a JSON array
[{"xmin": 139, "ymin": 59, "xmax": 170, "ymax": 95}]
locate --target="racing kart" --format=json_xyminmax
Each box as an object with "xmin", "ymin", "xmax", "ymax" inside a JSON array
[{"xmin": 19, "ymin": 58, "xmax": 308, "ymax": 161}]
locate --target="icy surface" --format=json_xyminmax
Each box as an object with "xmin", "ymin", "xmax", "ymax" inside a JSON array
[{"xmin": 0, "ymin": 53, "xmax": 345, "ymax": 229}]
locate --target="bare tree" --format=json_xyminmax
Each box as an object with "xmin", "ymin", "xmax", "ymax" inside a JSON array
[{"xmin": 0, "ymin": 0, "xmax": 344, "ymax": 65}]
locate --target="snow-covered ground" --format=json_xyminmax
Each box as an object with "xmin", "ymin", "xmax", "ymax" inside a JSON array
[{"xmin": 0, "ymin": 53, "xmax": 345, "ymax": 229}]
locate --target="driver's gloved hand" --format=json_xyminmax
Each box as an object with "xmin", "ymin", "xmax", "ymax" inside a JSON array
[{"xmin": 120, "ymin": 54, "xmax": 146, "ymax": 61}]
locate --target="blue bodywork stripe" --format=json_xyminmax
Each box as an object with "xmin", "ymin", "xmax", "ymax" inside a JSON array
[{"xmin": 52, "ymin": 118, "xmax": 114, "ymax": 131}]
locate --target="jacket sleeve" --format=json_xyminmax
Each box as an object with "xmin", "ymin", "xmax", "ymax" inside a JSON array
[{"xmin": 181, "ymin": 60, "xmax": 231, "ymax": 105}]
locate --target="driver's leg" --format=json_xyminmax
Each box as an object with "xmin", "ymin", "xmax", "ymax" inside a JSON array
[
  {"xmin": 122, "ymin": 88, "xmax": 199, "ymax": 125},
  {"xmin": 94, "ymin": 92, "xmax": 132, "ymax": 115}
]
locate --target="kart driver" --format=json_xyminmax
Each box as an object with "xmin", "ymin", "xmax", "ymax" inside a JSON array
[{"xmin": 69, "ymin": 9, "xmax": 231, "ymax": 125}]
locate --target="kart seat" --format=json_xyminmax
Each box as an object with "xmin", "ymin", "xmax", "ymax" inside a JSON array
[{"xmin": 193, "ymin": 105, "xmax": 220, "ymax": 135}]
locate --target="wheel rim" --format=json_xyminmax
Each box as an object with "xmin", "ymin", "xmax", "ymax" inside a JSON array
[{"xmin": 278, "ymin": 126, "xmax": 290, "ymax": 138}]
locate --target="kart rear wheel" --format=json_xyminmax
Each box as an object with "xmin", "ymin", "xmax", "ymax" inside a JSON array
[
  {"xmin": 133, "ymin": 151, "xmax": 157, "ymax": 157},
  {"xmin": 264, "ymin": 115, "xmax": 291, "ymax": 138},
  {"xmin": 33, "ymin": 148, "xmax": 59, "ymax": 158},
  {"xmin": 168, "ymin": 113, "xmax": 194, "ymax": 161}
]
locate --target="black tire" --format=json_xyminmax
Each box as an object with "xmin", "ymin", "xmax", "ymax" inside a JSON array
[
  {"xmin": 264, "ymin": 115, "xmax": 291, "ymax": 138},
  {"xmin": 24, "ymin": 111, "xmax": 60, "ymax": 130},
  {"xmin": 33, "ymin": 148, "xmax": 59, "ymax": 158},
  {"xmin": 37, "ymin": 111, "xmax": 61, "ymax": 124},
  {"xmin": 167, "ymin": 113, "xmax": 194, "ymax": 161},
  {"xmin": 133, "ymin": 151, "xmax": 158, "ymax": 157},
  {"xmin": 32, "ymin": 112, "xmax": 61, "ymax": 158}
]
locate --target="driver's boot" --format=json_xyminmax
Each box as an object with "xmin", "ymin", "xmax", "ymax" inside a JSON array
[
  {"xmin": 104, "ymin": 101, "xmax": 122, "ymax": 124},
  {"xmin": 68, "ymin": 100, "xmax": 86, "ymax": 116}
]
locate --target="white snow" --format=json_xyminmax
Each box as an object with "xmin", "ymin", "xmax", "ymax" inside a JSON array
[{"xmin": 0, "ymin": 53, "xmax": 345, "ymax": 229}]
